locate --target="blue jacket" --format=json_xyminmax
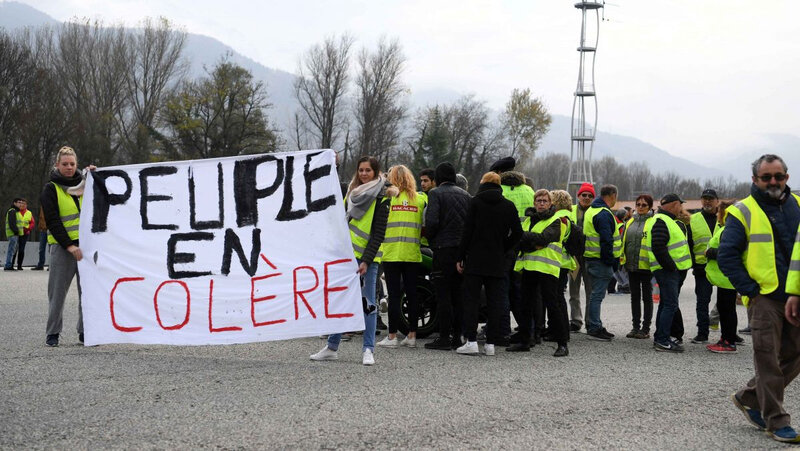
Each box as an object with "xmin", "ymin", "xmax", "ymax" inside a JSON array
[
  {"xmin": 718, "ymin": 184, "xmax": 800, "ymax": 302},
  {"xmin": 586, "ymin": 196, "xmax": 618, "ymax": 267}
]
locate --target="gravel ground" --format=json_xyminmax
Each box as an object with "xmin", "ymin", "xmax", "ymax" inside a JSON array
[{"xmin": 1, "ymin": 268, "xmax": 798, "ymax": 449}]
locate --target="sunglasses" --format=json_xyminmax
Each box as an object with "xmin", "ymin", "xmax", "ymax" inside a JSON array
[
  {"xmin": 756, "ymin": 173, "xmax": 787, "ymax": 182},
  {"xmin": 579, "ymin": 193, "xmax": 594, "ymax": 198},
  {"xmin": 635, "ymin": 203, "xmax": 649, "ymax": 207}
]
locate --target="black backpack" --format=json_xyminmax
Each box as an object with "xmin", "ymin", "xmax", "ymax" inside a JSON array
[{"xmin": 563, "ymin": 220, "xmax": 586, "ymax": 257}]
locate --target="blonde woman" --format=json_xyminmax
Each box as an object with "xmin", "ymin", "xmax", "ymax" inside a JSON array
[
  {"xmin": 377, "ymin": 165, "xmax": 425, "ymax": 348},
  {"xmin": 41, "ymin": 146, "xmax": 95, "ymax": 347}
]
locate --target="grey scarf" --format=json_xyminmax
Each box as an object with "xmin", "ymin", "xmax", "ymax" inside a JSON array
[{"xmin": 346, "ymin": 176, "xmax": 386, "ymax": 221}]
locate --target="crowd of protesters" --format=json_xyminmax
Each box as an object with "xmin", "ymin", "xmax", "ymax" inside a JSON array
[{"xmin": 4, "ymin": 147, "xmax": 800, "ymax": 444}]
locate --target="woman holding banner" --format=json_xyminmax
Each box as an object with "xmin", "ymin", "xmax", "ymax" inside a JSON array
[
  {"xmin": 376, "ymin": 165, "xmax": 425, "ymax": 349},
  {"xmin": 311, "ymin": 156, "xmax": 393, "ymax": 366},
  {"xmin": 41, "ymin": 146, "xmax": 95, "ymax": 347}
]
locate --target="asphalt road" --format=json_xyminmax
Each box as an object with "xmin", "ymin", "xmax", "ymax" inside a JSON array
[{"xmin": 2, "ymin": 268, "xmax": 798, "ymax": 449}]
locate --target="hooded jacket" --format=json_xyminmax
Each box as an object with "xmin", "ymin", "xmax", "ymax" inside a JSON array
[
  {"xmin": 458, "ymin": 182, "xmax": 522, "ymax": 277},
  {"xmin": 425, "ymin": 163, "xmax": 471, "ymax": 248}
]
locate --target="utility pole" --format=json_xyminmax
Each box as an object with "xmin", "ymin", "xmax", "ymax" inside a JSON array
[{"xmin": 567, "ymin": 1, "xmax": 604, "ymax": 194}]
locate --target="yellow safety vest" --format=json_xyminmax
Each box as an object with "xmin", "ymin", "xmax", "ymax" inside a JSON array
[
  {"xmin": 621, "ymin": 216, "xmax": 654, "ymax": 271},
  {"xmin": 380, "ymin": 191, "xmax": 423, "ymax": 263},
  {"xmin": 646, "ymin": 213, "xmax": 692, "ymax": 271},
  {"xmin": 705, "ymin": 224, "xmax": 734, "ymax": 290},
  {"xmin": 5, "ymin": 208, "xmax": 22, "ymax": 237},
  {"xmin": 502, "ymin": 184, "xmax": 535, "ymax": 222},
  {"xmin": 47, "ymin": 183, "xmax": 82, "ymax": 244},
  {"xmin": 583, "ymin": 205, "xmax": 622, "ymax": 259},
  {"xmin": 514, "ymin": 213, "xmax": 565, "ymax": 276},
  {"xmin": 348, "ymin": 197, "xmax": 383, "ymax": 263},
  {"xmin": 418, "ymin": 191, "xmax": 429, "ymax": 247},
  {"xmin": 553, "ymin": 209, "xmax": 576, "ymax": 271},
  {"xmin": 690, "ymin": 212, "xmax": 716, "ymax": 265},
  {"xmin": 788, "ymin": 224, "xmax": 800, "ymax": 295}
]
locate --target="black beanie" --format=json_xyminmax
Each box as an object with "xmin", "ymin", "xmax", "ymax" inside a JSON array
[{"xmin": 435, "ymin": 162, "xmax": 457, "ymax": 184}]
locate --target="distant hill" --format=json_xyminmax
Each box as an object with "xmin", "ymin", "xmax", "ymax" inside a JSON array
[{"xmin": 7, "ymin": 1, "xmax": 800, "ymax": 184}]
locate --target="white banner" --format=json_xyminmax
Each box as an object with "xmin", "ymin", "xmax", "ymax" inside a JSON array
[{"xmin": 78, "ymin": 149, "xmax": 363, "ymax": 346}]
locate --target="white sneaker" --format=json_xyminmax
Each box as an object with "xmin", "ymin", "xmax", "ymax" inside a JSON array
[
  {"xmin": 400, "ymin": 336, "xmax": 416, "ymax": 348},
  {"xmin": 484, "ymin": 344, "xmax": 495, "ymax": 356},
  {"xmin": 310, "ymin": 346, "xmax": 338, "ymax": 361},
  {"xmin": 456, "ymin": 341, "xmax": 479, "ymax": 355},
  {"xmin": 377, "ymin": 336, "xmax": 398, "ymax": 348},
  {"xmin": 362, "ymin": 349, "xmax": 375, "ymax": 366}
]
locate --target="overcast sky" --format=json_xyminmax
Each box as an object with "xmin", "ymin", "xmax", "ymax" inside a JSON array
[{"xmin": 16, "ymin": 0, "xmax": 800, "ymax": 162}]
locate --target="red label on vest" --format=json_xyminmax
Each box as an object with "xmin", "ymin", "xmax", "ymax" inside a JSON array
[{"xmin": 391, "ymin": 205, "xmax": 418, "ymax": 212}]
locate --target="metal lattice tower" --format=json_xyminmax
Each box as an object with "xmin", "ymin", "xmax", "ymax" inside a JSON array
[{"xmin": 568, "ymin": 1, "xmax": 603, "ymax": 192}]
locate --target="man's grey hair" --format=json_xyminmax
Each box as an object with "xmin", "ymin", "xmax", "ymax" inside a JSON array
[
  {"xmin": 751, "ymin": 154, "xmax": 788, "ymax": 176},
  {"xmin": 600, "ymin": 184, "xmax": 618, "ymax": 197}
]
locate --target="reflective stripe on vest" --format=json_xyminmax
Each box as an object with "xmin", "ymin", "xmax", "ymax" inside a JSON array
[
  {"xmin": 515, "ymin": 213, "xmax": 565, "ymax": 276},
  {"xmin": 5, "ymin": 208, "xmax": 23, "ymax": 237},
  {"xmin": 502, "ymin": 184, "xmax": 535, "ymax": 221},
  {"xmin": 582, "ymin": 205, "xmax": 622, "ymax": 259},
  {"xmin": 348, "ymin": 198, "xmax": 382, "ymax": 263},
  {"xmin": 380, "ymin": 191, "xmax": 423, "ymax": 262},
  {"xmin": 725, "ymin": 195, "xmax": 792, "ymax": 296},
  {"xmin": 47, "ymin": 183, "xmax": 82, "ymax": 244},
  {"xmin": 553, "ymin": 209, "xmax": 576, "ymax": 270},
  {"xmin": 788, "ymin": 224, "xmax": 800, "ymax": 295},
  {"xmin": 622, "ymin": 216, "xmax": 654, "ymax": 271},
  {"xmin": 706, "ymin": 224, "xmax": 734, "ymax": 290},
  {"xmin": 690, "ymin": 212, "xmax": 715, "ymax": 265},
  {"xmin": 646, "ymin": 213, "xmax": 692, "ymax": 271}
]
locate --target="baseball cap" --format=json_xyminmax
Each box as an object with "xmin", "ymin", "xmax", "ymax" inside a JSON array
[
  {"xmin": 660, "ymin": 193, "xmax": 685, "ymax": 205},
  {"xmin": 701, "ymin": 189, "xmax": 718, "ymax": 199}
]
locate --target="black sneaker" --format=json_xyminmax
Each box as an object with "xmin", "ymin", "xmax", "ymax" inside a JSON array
[
  {"xmin": 46, "ymin": 334, "xmax": 59, "ymax": 347},
  {"xmin": 671, "ymin": 337, "xmax": 684, "ymax": 345},
  {"xmin": 691, "ymin": 335, "xmax": 709, "ymax": 344},
  {"xmin": 553, "ymin": 344, "xmax": 569, "ymax": 357},
  {"xmin": 506, "ymin": 343, "xmax": 531, "ymax": 352},
  {"xmin": 739, "ymin": 326, "xmax": 751, "ymax": 335},
  {"xmin": 31, "ymin": 266, "xmax": 44, "ymax": 271},
  {"xmin": 424, "ymin": 337, "xmax": 452, "ymax": 350},
  {"xmin": 600, "ymin": 328, "xmax": 615, "ymax": 339},
  {"xmin": 626, "ymin": 328, "xmax": 640, "ymax": 338},
  {"xmin": 569, "ymin": 323, "xmax": 581, "ymax": 333},
  {"xmin": 4, "ymin": 267, "xmax": 15, "ymax": 271},
  {"xmin": 735, "ymin": 335, "xmax": 745, "ymax": 344},
  {"xmin": 654, "ymin": 340, "xmax": 684, "ymax": 352},
  {"xmin": 587, "ymin": 329, "xmax": 612, "ymax": 342},
  {"xmin": 79, "ymin": 333, "xmax": 84, "ymax": 343},
  {"xmin": 376, "ymin": 317, "xmax": 388, "ymax": 330}
]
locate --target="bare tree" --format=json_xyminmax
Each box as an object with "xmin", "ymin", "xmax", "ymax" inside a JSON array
[
  {"xmin": 294, "ymin": 34, "xmax": 354, "ymax": 149},
  {"xmin": 120, "ymin": 17, "xmax": 187, "ymax": 163},
  {"xmin": 353, "ymin": 36, "xmax": 407, "ymax": 166}
]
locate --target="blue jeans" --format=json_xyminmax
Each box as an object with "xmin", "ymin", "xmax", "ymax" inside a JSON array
[
  {"xmin": 693, "ymin": 264, "xmax": 713, "ymax": 337},
  {"xmin": 37, "ymin": 232, "xmax": 48, "ymax": 268},
  {"xmin": 4, "ymin": 235, "xmax": 19, "ymax": 269},
  {"xmin": 653, "ymin": 269, "xmax": 681, "ymax": 344},
  {"xmin": 328, "ymin": 259, "xmax": 378, "ymax": 352},
  {"xmin": 586, "ymin": 259, "xmax": 613, "ymax": 332}
]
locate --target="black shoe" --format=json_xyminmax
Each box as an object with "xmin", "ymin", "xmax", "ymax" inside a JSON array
[
  {"xmin": 376, "ymin": 317, "xmax": 388, "ymax": 330},
  {"xmin": 494, "ymin": 336, "xmax": 511, "ymax": 347},
  {"xmin": 31, "ymin": 266, "xmax": 44, "ymax": 271},
  {"xmin": 569, "ymin": 323, "xmax": 581, "ymax": 333},
  {"xmin": 46, "ymin": 334, "xmax": 59, "ymax": 347},
  {"xmin": 79, "ymin": 333, "xmax": 84, "ymax": 343},
  {"xmin": 691, "ymin": 335, "xmax": 709, "ymax": 344},
  {"xmin": 654, "ymin": 340, "xmax": 684, "ymax": 352},
  {"xmin": 16, "ymin": 266, "xmax": 23, "ymax": 270},
  {"xmin": 626, "ymin": 328, "xmax": 639, "ymax": 338},
  {"xmin": 587, "ymin": 329, "xmax": 612, "ymax": 342},
  {"xmin": 533, "ymin": 334, "xmax": 543, "ymax": 345},
  {"xmin": 554, "ymin": 345, "xmax": 569, "ymax": 357},
  {"xmin": 600, "ymin": 328, "xmax": 615, "ymax": 339},
  {"xmin": 735, "ymin": 335, "xmax": 745, "ymax": 344},
  {"xmin": 506, "ymin": 343, "xmax": 531, "ymax": 352},
  {"xmin": 424, "ymin": 337, "xmax": 452, "ymax": 350},
  {"xmin": 509, "ymin": 332, "xmax": 524, "ymax": 344},
  {"xmin": 672, "ymin": 337, "xmax": 684, "ymax": 345},
  {"xmin": 739, "ymin": 326, "xmax": 751, "ymax": 335},
  {"xmin": 542, "ymin": 334, "xmax": 557, "ymax": 342},
  {"xmin": 4, "ymin": 267, "xmax": 15, "ymax": 271},
  {"xmin": 450, "ymin": 336, "xmax": 465, "ymax": 350}
]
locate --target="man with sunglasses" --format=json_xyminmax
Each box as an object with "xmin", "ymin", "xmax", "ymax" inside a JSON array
[
  {"xmin": 719, "ymin": 154, "xmax": 800, "ymax": 443},
  {"xmin": 689, "ymin": 189, "xmax": 720, "ymax": 344}
]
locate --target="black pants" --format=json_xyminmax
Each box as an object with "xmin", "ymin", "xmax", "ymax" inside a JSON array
[
  {"xmin": 16, "ymin": 234, "xmax": 28, "ymax": 269},
  {"xmin": 629, "ymin": 270, "xmax": 653, "ymax": 332},
  {"xmin": 520, "ymin": 270, "xmax": 563, "ymax": 345},
  {"xmin": 432, "ymin": 247, "xmax": 463, "ymax": 340},
  {"xmin": 463, "ymin": 274, "xmax": 504, "ymax": 343},
  {"xmin": 384, "ymin": 261, "xmax": 419, "ymax": 334},
  {"xmin": 669, "ymin": 270, "xmax": 687, "ymax": 339},
  {"xmin": 717, "ymin": 287, "xmax": 738, "ymax": 343}
]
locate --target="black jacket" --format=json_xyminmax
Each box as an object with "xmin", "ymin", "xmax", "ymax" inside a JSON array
[
  {"xmin": 40, "ymin": 169, "xmax": 83, "ymax": 249},
  {"xmin": 651, "ymin": 209, "xmax": 693, "ymax": 273},
  {"xmin": 518, "ymin": 207, "xmax": 563, "ymax": 253},
  {"xmin": 458, "ymin": 183, "xmax": 522, "ymax": 277},
  {"xmin": 425, "ymin": 182, "xmax": 471, "ymax": 249}
]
